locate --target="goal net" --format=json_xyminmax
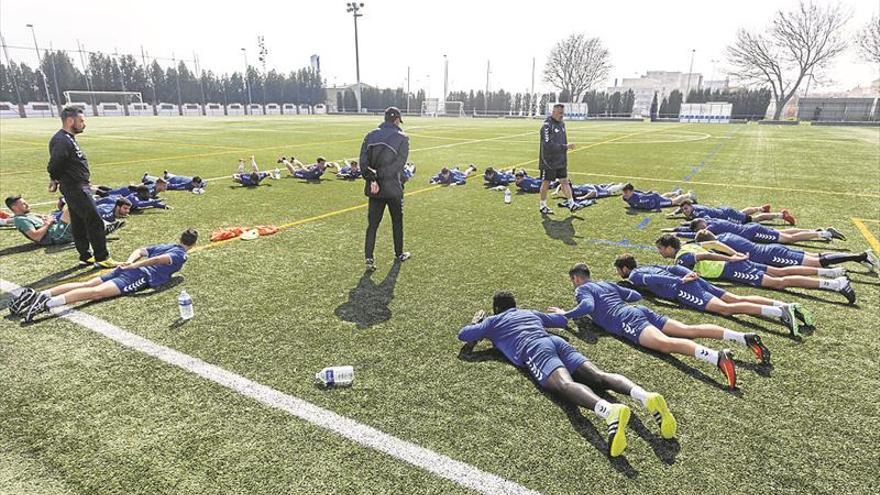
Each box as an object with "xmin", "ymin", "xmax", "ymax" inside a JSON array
[
  {"xmin": 63, "ymin": 90, "xmax": 143, "ymax": 105},
  {"xmin": 444, "ymin": 101, "xmax": 465, "ymax": 117},
  {"xmin": 421, "ymin": 98, "xmax": 440, "ymax": 117}
]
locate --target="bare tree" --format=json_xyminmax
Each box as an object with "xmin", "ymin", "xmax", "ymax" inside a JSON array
[
  {"xmin": 544, "ymin": 34, "xmax": 611, "ymax": 103},
  {"xmin": 856, "ymin": 15, "xmax": 880, "ymax": 64},
  {"xmin": 727, "ymin": 0, "xmax": 850, "ymax": 120}
]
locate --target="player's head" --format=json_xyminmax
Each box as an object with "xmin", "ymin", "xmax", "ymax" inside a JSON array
[
  {"xmin": 134, "ymin": 185, "xmax": 151, "ymax": 201},
  {"xmin": 250, "ymin": 172, "xmax": 260, "ymax": 184},
  {"xmin": 60, "ymin": 105, "xmax": 86, "ymax": 134},
  {"xmin": 613, "ymin": 253, "xmax": 638, "ymax": 279},
  {"xmin": 621, "ymin": 183, "xmax": 634, "ymax": 199},
  {"xmin": 690, "ymin": 218, "xmax": 708, "ymax": 231},
  {"xmin": 679, "ymin": 199, "xmax": 695, "ymax": 218},
  {"xmin": 316, "ymin": 156, "xmax": 326, "ymax": 165},
  {"xmin": 655, "ymin": 234, "xmax": 681, "ymax": 258},
  {"xmin": 5, "ymin": 195, "xmax": 28, "ymax": 214},
  {"xmin": 114, "ymin": 197, "xmax": 132, "ymax": 217},
  {"xmin": 384, "ymin": 106, "xmax": 403, "ymax": 125},
  {"xmin": 191, "ymin": 176, "xmax": 204, "ymax": 187},
  {"xmin": 492, "ymin": 290, "xmax": 517, "ymax": 314},
  {"xmin": 349, "ymin": 160, "xmax": 359, "ymax": 169},
  {"xmin": 179, "ymin": 228, "xmax": 199, "ymax": 249},
  {"xmin": 484, "ymin": 167, "xmax": 496, "ymax": 180},
  {"xmin": 551, "ymin": 103, "xmax": 564, "ymax": 121},
  {"xmin": 694, "ymin": 229, "xmax": 716, "ymax": 242},
  {"xmin": 440, "ymin": 166, "xmax": 450, "ymax": 175},
  {"xmin": 568, "ymin": 263, "xmax": 591, "ymax": 286},
  {"xmin": 153, "ymin": 177, "xmax": 167, "ymax": 193},
  {"xmin": 514, "ymin": 170, "xmax": 525, "ymax": 185}
]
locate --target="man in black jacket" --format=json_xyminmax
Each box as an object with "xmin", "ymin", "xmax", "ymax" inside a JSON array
[
  {"xmin": 47, "ymin": 105, "xmax": 116, "ymax": 268},
  {"xmin": 360, "ymin": 107, "xmax": 411, "ymax": 272},
  {"xmin": 538, "ymin": 103, "xmax": 577, "ymax": 215}
]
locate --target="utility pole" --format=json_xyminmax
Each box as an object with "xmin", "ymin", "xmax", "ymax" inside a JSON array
[
  {"xmin": 241, "ymin": 48, "xmax": 253, "ymax": 113},
  {"xmin": 442, "ymin": 54, "xmax": 448, "ymax": 113},
  {"xmin": 530, "ymin": 57, "xmax": 535, "ymax": 117},
  {"xmin": 0, "ymin": 33, "xmax": 24, "ymax": 116},
  {"xmin": 406, "ymin": 65, "xmax": 411, "ymax": 114},
  {"xmin": 78, "ymin": 40, "xmax": 96, "ymax": 110},
  {"xmin": 684, "ymin": 49, "xmax": 696, "ymax": 102},
  {"xmin": 26, "ymin": 23, "xmax": 55, "ymax": 116},
  {"xmin": 48, "ymin": 42, "xmax": 61, "ymax": 105},
  {"xmin": 172, "ymin": 52, "xmax": 183, "ymax": 115},
  {"xmin": 140, "ymin": 46, "xmax": 157, "ymax": 113},
  {"xmin": 346, "ymin": 2, "xmax": 365, "ymax": 112},
  {"xmin": 485, "ymin": 60, "xmax": 490, "ymax": 114},
  {"xmin": 194, "ymin": 52, "xmax": 207, "ymax": 115}
]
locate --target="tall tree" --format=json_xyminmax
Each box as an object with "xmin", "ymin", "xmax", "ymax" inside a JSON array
[
  {"xmin": 727, "ymin": 0, "xmax": 850, "ymax": 120},
  {"xmin": 543, "ymin": 33, "xmax": 611, "ymax": 103},
  {"xmin": 857, "ymin": 15, "xmax": 880, "ymax": 64}
]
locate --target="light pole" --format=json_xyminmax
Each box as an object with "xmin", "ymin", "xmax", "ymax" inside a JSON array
[
  {"xmin": 26, "ymin": 23, "xmax": 55, "ymax": 116},
  {"xmin": 442, "ymin": 54, "xmax": 448, "ymax": 112},
  {"xmin": 346, "ymin": 2, "xmax": 364, "ymax": 112},
  {"xmin": 241, "ymin": 48, "xmax": 253, "ymax": 114},
  {"xmin": 684, "ymin": 49, "xmax": 696, "ymax": 102}
]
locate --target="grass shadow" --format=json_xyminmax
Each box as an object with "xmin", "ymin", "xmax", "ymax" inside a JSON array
[
  {"xmin": 541, "ymin": 215, "xmax": 584, "ymax": 246},
  {"xmin": 334, "ymin": 262, "xmax": 402, "ymax": 329}
]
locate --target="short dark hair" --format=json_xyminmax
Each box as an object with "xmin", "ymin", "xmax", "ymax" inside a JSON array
[
  {"xmin": 679, "ymin": 199, "xmax": 693, "ymax": 208},
  {"xmin": 622, "ymin": 183, "xmax": 634, "ymax": 192},
  {"xmin": 484, "ymin": 167, "xmax": 495, "ymax": 177},
  {"xmin": 250, "ymin": 172, "xmax": 260, "ymax": 183},
  {"xmin": 192, "ymin": 176, "xmax": 203, "ymax": 184},
  {"xmin": 134, "ymin": 184, "xmax": 151, "ymax": 200},
  {"xmin": 689, "ymin": 218, "xmax": 707, "ymax": 230},
  {"xmin": 115, "ymin": 197, "xmax": 132, "ymax": 207},
  {"xmin": 656, "ymin": 234, "xmax": 681, "ymax": 250},
  {"xmin": 613, "ymin": 253, "xmax": 637, "ymax": 271},
  {"xmin": 180, "ymin": 228, "xmax": 199, "ymax": 246},
  {"xmin": 568, "ymin": 263, "xmax": 591, "ymax": 280},
  {"xmin": 492, "ymin": 291, "xmax": 517, "ymax": 314},
  {"xmin": 60, "ymin": 105, "xmax": 83, "ymax": 121},
  {"xmin": 316, "ymin": 156, "xmax": 326, "ymax": 163}
]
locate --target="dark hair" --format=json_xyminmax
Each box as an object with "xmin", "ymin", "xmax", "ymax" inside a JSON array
[
  {"xmin": 553, "ymin": 103, "xmax": 565, "ymax": 109},
  {"xmin": 316, "ymin": 156, "xmax": 326, "ymax": 163},
  {"xmin": 134, "ymin": 184, "xmax": 151, "ymax": 200},
  {"xmin": 515, "ymin": 170, "xmax": 525, "ymax": 177},
  {"xmin": 484, "ymin": 167, "xmax": 495, "ymax": 177},
  {"xmin": 115, "ymin": 197, "xmax": 132, "ymax": 207},
  {"xmin": 192, "ymin": 176, "xmax": 203, "ymax": 184},
  {"xmin": 613, "ymin": 253, "xmax": 637, "ymax": 271},
  {"xmin": 60, "ymin": 105, "xmax": 83, "ymax": 121},
  {"xmin": 656, "ymin": 234, "xmax": 681, "ymax": 250},
  {"xmin": 689, "ymin": 218, "xmax": 707, "ymax": 230},
  {"xmin": 250, "ymin": 172, "xmax": 259, "ymax": 183},
  {"xmin": 492, "ymin": 291, "xmax": 517, "ymax": 314},
  {"xmin": 679, "ymin": 199, "xmax": 693, "ymax": 208},
  {"xmin": 568, "ymin": 263, "xmax": 591, "ymax": 280},
  {"xmin": 622, "ymin": 183, "xmax": 634, "ymax": 192},
  {"xmin": 180, "ymin": 228, "xmax": 199, "ymax": 246},
  {"xmin": 694, "ymin": 230, "xmax": 715, "ymax": 242}
]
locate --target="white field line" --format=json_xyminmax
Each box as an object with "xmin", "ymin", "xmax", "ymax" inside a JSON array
[{"xmin": 0, "ymin": 279, "xmax": 541, "ymax": 495}]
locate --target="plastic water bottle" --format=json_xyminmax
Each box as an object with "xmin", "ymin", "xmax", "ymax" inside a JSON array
[
  {"xmin": 504, "ymin": 188, "xmax": 512, "ymax": 204},
  {"xmin": 178, "ymin": 290, "xmax": 194, "ymax": 320},
  {"xmin": 315, "ymin": 366, "xmax": 354, "ymax": 387}
]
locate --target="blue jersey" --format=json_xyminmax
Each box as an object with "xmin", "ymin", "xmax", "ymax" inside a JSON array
[
  {"xmin": 237, "ymin": 172, "xmax": 269, "ymax": 186},
  {"xmin": 166, "ymin": 174, "xmax": 199, "ymax": 190},
  {"xmin": 624, "ymin": 190, "xmax": 671, "ymax": 210},
  {"xmin": 717, "ymin": 233, "xmax": 804, "ymax": 266},
  {"xmin": 691, "ymin": 205, "xmax": 747, "ymax": 223},
  {"xmin": 139, "ymin": 243, "xmax": 188, "ymax": 288},
  {"xmin": 515, "ymin": 176, "xmax": 544, "ymax": 193},
  {"xmin": 484, "ymin": 172, "xmax": 515, "ymax": 186},
  {"xmin": 337, "ymin": 166, "xmax": 361, "ymax": 179},
  {"xmin": 565, "ymin": 281, "xmax": 642, "ymax": 327},
  {"xmin": 432, "ymin": 170, "xmax": 468, "ymax": 185},
  {"xmin": 105, "ymin": 185, "xmax": 135, "ymax": 197},
  {"xmin": 294, "ymin": 165, "xmax": 325, "ymax": 180},
  {"xmin": 629, "ymin": 265, "xmax": 693, "ymax": 301},
  {"xmin": 96, "ymin": 203, "xmax": 117, "ymax": 222},
  {"xmin": 573, "ymin": 183, "xmax": 615, "ymax": 198},
  {"xmin": 704, "ymin": 219, "xmax": 780, "ymax": 243},
  {"xmin": 96, "ymin": 193, "xmax": 166, "ymax": 210},
  {"xmin": 457, "ymin": 308, "xmax": 568, "ymax": 367}
]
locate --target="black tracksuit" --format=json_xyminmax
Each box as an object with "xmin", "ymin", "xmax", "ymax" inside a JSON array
[{"xmin": 360, "ymin": 121, "xmax": 409, "ymax": 259}]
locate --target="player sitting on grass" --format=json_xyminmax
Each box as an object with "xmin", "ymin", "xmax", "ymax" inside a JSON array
[
  {"xmin": 143, "ymin": 171, "xmax": 206, "ymax": 192},
  {"xmin": 280, "ymin": 156, "xmax": 336, "ymax": 180},
  {"xmin": 514, "ymin": 170, "xmax": 557, "ymax": 193},
  {"xmin": 655, "ymin": 234, "xmax": 856, "ymax": 305},
  {"xmin": 429, "ymin": 165, "xmax": 478, "ymax": 186},
  {"xmin": 549, "ymin": 263, "xmax": 743, "ymax": 390},
  {"xmin": 483, "ymin": 167, "xmax": 517, "ymax": 187},
  {"xmin": 10, "ymin": 229, "xmax": 198, "ymax": 323},
  {"xmin": 672, "ymin": 199, "xmax": 796, "ymax": 225},
  {"xmin": 621, "ymin": 183, "xmax": 695, "ymax": 211},
  {"xmin": 693, "ymin": 230, "xmax": 879, "ymax": 275},
  {"xmin": 6, "ymin": 195, "xmax": 74, "ymax": 246},
  {"xmin": 665, "ymin": 218, "xmax": 846, "ymax": 244},
  {"xmin": 234, "ymin": 156, "xmax": 277, "ymax": 187},
  {"xmin": 613, "ymin": 254, "xmax": 809, "ymax": 336},
  {"xmin": 458, "ymin": 290, "xmax": 677, "ymax": 457},
  {"xmin": 335, "ymin": 159, "xmax": 361, "ymax": 180},
  {"xmin": 555, "ymin": 182, "xmax": 625, "ymax": 200}
]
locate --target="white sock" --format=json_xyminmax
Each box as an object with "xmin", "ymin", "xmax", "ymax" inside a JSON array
[
  {"xmin": 816, "ymin": 268, "xmax": 834, "ymax": 278},
  {"xmin": 47, "ymin": 295, "xmax": 66, "ymax": 308},
  {"xmin": 539, "ymin": 200, "xmax": 547, "ymax": 208},
  {"xmin": 818, "ymin": 230, "xmax": 832, "ymax": 239},
  {"xmin": 694, "ymin": 345, "xmax": 720, "ymax": 365},
  {"xmin": 772, "ymin": 300, "xmax": 785, "ymax": 307},
  {"xmin": 39, "ymin": 290, "xmax": 51, "ymax": 298},
  {"xmin": 593, "ymin": 399, "xmax": 612, "ymax": 419},
  {"xmin": 760, "ymin": 305, "xmax": 783, "ymax": 318},
  {"xmin": 629, "ymin": 386, "xmax": 649, "ymax": 407},
  {"xmin": 723, "ymin": 329, "xmax": 747, "ymax": 346},
  {"xmin": 819, "ymin": 278, "xmax": 842, "ymax": 291}
]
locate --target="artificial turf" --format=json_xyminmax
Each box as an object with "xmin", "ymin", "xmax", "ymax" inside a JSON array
[{"xmin": 0, "ymin": 115, "xmax": 878, "ymax": 495}]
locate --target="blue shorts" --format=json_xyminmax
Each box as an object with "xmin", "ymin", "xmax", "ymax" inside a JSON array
[
  {"xmin": 657, "ymin": 198, "xmax": 673, "ymax": 209},
  {"xmin": 100, "ymin": 267, "xmax": 150, "ymax": 295},
  {"xmin": 295, "ymin": 171, "xmax": 322, "ymax": 180},
  {"xmin": 602, "ymin": 305, "xmax": 667, "ymax": 344},
  {"xmin": 752, "ymin": 245, "xmax": 805, "ymax": 267},
  {"xmin": 741, "ymin": 224, "xmax": 781, "ymax": 243},
  {"xmin": 721, "ymin": 260, "xmax": 768, "ymax": 287},
  {"xmin": 676, "ymin": 280, "xmax": 725, "ymax": 311},
  {"xmin": 523, "ymin": 335, "xmax": 589, "ymax": 387},
  {"xmin": 719, "ymin": 207, "xmax": 748, "ymax": 223}
]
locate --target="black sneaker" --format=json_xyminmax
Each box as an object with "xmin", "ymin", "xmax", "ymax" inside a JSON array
[
  {"xmin": 9, "ymin": 288, "xmax": 37, "ymax": 316},
  {"xmin": 397, "ymin": 252, "xmax": 411, "ymax": 262},
  {"xmin": 744, "ymin": 334, "xmax": 771, "ymax": 364},
  {"xmin": 539, "ymin": 205, "xmax": 553, "ymax": 215},
  {"xmin": 825, "ymin": 227, "xmax": 846, "ymax": 241},
  {"xmin": 838, "ymin": 278, "xmax": 856, "ymax": 305},
  {"xmin": 23, "ymin": 293, "xmax": 51, "ymax": 323},
  {"xmin": 570, "ymin": 200, "xmax": 593, "ymax": 212}
]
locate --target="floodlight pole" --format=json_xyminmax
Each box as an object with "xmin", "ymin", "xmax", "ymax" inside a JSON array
[
  {"xmin": 346, "ymin": 2, "xmax": 364, "ymax": 112},
  {"xmin": 26, "ymin": 23, "xmax": 55, "ymax": 116},
  {"xmin": 485, "ymin": 60, "xmax": 490, "ymax": 114},
  {"xmin": 0, "ymin": 32, "xmax": 24, "ymax": 114},
  {"xmin": 530, "ymin": 57, "xmax": 535, "ymax": 117},
  {"xmin": 442, "ymin": 54, "xmax": 448, "ymax": 110},
  {"xmin": 684, "ymin": 49, "xmax": 695, "ymax": 102},
  {"xmin": 241, "ymin": 48, "xmax": 253, "ymax": 114},
  {"xmin": 406, "ymin": 65, "xmax": 411, "ymax": 113}
]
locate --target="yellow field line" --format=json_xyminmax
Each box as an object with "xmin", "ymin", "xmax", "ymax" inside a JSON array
[
  {"xmin": 853, "ymin": 217, "xmax": 880, "ymax": 224},
  {"xmin": 852, "ymin": 218, "xmax": 880, "ymax": 254},
  {"xmin": 1, "ymin": 138, "xmax": 44, "ymax": 146}
]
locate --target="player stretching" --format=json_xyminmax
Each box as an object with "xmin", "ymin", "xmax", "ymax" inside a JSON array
[
  {"xmin": 458, "ymin": 291, "xmax": 677, "ymax": 457},
  {"xmin": 483, "ymin": 167, "xmax": 517, "ymax": 187},
  {"xmin": 621, "ymin": 183, "xmax": 695, "ymax": 211},
  {"xmin": 335, "ymin": 159, "xmax": 361, "ymax": 180},
  {"xmin": 550, "ymin": 263, "xmax": 742, "ymax": 390},
  {"xmin": 143, "ymin": 171, "xmax": 206, "ymax": 192},
  {"xmin": 429, "ymin": 165, "xmax": 478, "ymax": 185},
  {"xmin": 555, "ymin": 182, "xmax": 625, "ymax": 200},
  {"xmin": 233, "ymin": 156, "xmax": 277, "ymax": 187},
  {"xmin": 673, "ymin": 199, "xmax": 796, "ymax": 225},
  {"xmin": 665, "ymin": 218, "xmax": 846, "ymax": 244},
  {"xmin": 281, "ymin": 156, "xmax": 335, "ymax": 180},
  {"xmin": 655, "ymin": 234, "xmax": 856, "ymax": 304}
]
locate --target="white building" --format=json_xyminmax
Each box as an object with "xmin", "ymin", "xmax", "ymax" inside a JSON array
[{"xmin": 608, "ymin": 71, "xmax": 704, "ymax": 117}]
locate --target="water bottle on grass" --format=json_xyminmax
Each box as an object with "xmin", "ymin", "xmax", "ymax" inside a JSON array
[
  {"xmin": 316, "ymin": 366, "xmax": 354, "ymax": 387},
  {"xmin": 178, "ymin": 290, "xmax": 194, "ymax": 320}
]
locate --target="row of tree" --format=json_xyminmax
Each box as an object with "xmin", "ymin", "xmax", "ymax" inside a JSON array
[{"xmin": 0, "ymin": 50, "xmax": 325, "ymax": 107}]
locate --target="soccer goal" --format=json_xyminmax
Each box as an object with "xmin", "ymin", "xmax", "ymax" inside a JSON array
[
  {"xmin": 444, "ymin": 100, "xmax": 465, "ymax": 117},
  {"xmin": 63, "ymin": 90, "xmax": 143, "ymax": 105},
  {"xmin": 421, "ymin": 98, "xmax": 440, "ymax": 117}
]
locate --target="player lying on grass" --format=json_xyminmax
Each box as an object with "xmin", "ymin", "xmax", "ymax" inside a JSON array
[
  {"xmin": 514, "ymin": 170, "xmax": 552, "ymax": 193},
  {"xmin": 94, "ymin": 186, "xmax": 169, "ymax": 211},
  {"xmin": 429, "ymin": 165, "xmax": 478, "ymax": 185},
  {"xmin": 549, "ymin": 263, "xmax": 747, "ymax": 390},
  {"xmin": 458, "ymin": 290, "xmax": 677, "ymax": 457},
  {"xmin": 96, "ymin": 197, "xmax": 131, "ymax": 234},
  {"xmin": 693, "ymin": 230, "xmax": 879, "ymax": 275},
  {"xmin": 142, "ymin": 171, "xmax": 206, "ymax": 192},
  {"xmin": 621, "ymin": 183, "xmax": 695, "ymax": 211},
  {"xmin": 655, "ymin": 234, "xmax": 856, "ymax": 305},
  {"xmin": 234, "ymin": 156, "xmax": 277, "ymax": 187},
  {"xmin": 483, "ymin": 167, "xmax": 517, "ymax": 187},
  {"xmin": 613, "ymin": 254, "xmax": 810, "ymax": 336},
  {"xmin": 665, "ymin": 217, "xmax": 846, "ymax": 244},
  {"xmin": 402, "ymin": 162, "xmax": 416, "ymax": 183},
  {"xmin": 9, "ymin": 229, "xmax": 198, "ymax": 323},
  {"xmin": 6, "ymin": 195, "xmax": 123, "ymax": 246},
  {"xmin": 335, "ymin": 159, "xmax": 361, "ymax": 180},
  {"xmin": 555, "ymin": 182, "xmax": 625, "ymax": 200},
  {"xmin": 671, "ymin": 199, "xmax": 795, "ymax": 225},
  {"xmin": 280, "ymin": 156, "xmax": 337, "ymax": 180}
]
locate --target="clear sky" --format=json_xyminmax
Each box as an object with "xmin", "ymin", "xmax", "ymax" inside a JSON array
[{"xmin": 1, "ymin": 0, "xmax": 877, "ymax": 96}]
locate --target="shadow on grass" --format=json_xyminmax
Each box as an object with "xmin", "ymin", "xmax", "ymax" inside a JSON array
[
  {"xmin": 335, "ymin": 262, "xmax": 401, "ymax": 329},
  {"xmin": 0, "ymin": 243, "xmax": 42, "ymax": 257},
  {"xmin": 541, "ymin": 215, "xmax": 583, "ymax": 246}
]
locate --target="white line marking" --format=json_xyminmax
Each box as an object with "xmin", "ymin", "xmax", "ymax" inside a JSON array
[{"xmin": 0, "ymin": 279, "xmax": 540, "ymax": 495}]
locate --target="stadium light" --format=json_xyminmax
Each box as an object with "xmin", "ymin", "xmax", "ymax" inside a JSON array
[
  {"xmin": 345, "ymin": 2, "xmax": 364, "ymax": 112},
  {"xmin": 241, "ymin": 48, "xmax": 253, "ymax": 114},
  {"xmin": 25, "ymin": 23, "xmax": 55, "ymax": 116}
]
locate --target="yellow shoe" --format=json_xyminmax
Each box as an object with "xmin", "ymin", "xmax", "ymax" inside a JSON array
[
  {"xmin": 606, "ymin": 404, "xmax": 631, "ymax": 457},
  {"xmin": 78, "ymin": 256, "xmax": 96, "ymax": 267},
  {"xmin": 646, "ymin": 393, "xmax": 677, "ymax": 439},
  {"xmin": 94, "ymin": 258, "xmax": 119, "ymax": 269}
]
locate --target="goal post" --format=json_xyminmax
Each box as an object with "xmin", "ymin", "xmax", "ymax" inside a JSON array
[
  {"xmin": 63, "ymin": 90, "xmax": 143, "ymax": 105},
  {"xmin": 444, "ymin": 100, "xmax": 465, "ymax": 117}
]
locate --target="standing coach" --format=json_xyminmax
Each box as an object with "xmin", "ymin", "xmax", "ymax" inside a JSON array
[
  {"xmin": 538, "ymin": 103, "xmax": 576, "ymax": 215},
  {"xmin": 47, "ymin": 105, "xmax": 116, "ymax": 268},
  {"xmin": 360, "ymin": 107, "xmax": 411, "ymax": 272}
]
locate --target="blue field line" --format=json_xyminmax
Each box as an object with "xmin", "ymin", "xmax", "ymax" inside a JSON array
[
  {"xmin": 635, "ymin": 217, "xmax": 653, "ymax": 230},
  {"xmin": 679, "ymin": 126, "xmax": 740, "ymax": 186}
]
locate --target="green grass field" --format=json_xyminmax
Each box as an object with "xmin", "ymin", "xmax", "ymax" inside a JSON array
[{"xmin": 1, "ymin": 115, "xmax": 878, "ymax": 495}]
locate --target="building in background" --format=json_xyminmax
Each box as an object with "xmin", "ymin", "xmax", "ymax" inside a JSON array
[{"xmin": 608, "ymin": 71, "xmax": 703, "ymax": 117}]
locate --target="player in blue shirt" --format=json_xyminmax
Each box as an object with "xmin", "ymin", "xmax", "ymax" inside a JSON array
[
  {"xmin": 483, "ymin": 167, "xmax": 517, "ymax": 187},
  {"xmin": 674, "ymin": 199, "xmax": 796, "ymax": 226},
  {"xmin": 549, "ymin": 263, "xmax": 739, "ymax": 390},
  {"xmin": 458, "ymin": 290, "xmax": 677, "ymax": 457},
  {"xmin": 614, "ymin": 254, "xmax": 806, "ymax": 337},
  {"xmin": 621, "ymin": 183, "xmax": 695, "ymax": 211},
  {"xmin": 96, "ymin": 197, "xmax": 131, "ymax": 234},
  {"xmin": 557, "ymin": 182, "xmax": 625, "ymax": 200},
  {"xmin": 233, "ymin": 156, "xmax": 277, "ymax": 187},
  {"xmin": 14, "ymin": 229, "xmax": 198, "ymax": 322},
  {"xmin": 95, "ymin": 190, "xmax": 168, "ymax": 211},
  {"xmin": 335, "ymin": 159, "xmax": 362, "ymax": 180},
  {"xmin": 430, "ymin": 165, "xmax": 477, "ymax": 185},
  {"xmin": 281, "ymin": 156, "xmax": 336, "ymax": 181},
  {"xmin": 694, "ymin": 230, "xmax": 879, "ymax": 275},
  {"xmin": 142, "ymin": 171, "xmax": 206, "ymax": 192},
  {"xmin": 668, "ymin": 217, "xmax": 846, "ymax": 244}
]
